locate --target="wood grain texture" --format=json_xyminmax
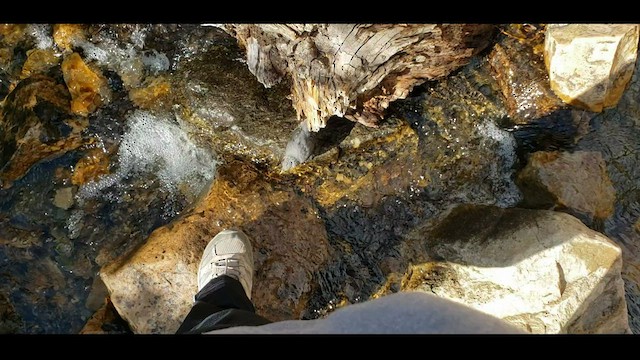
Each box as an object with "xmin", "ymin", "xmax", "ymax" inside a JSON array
[{"xmin": 221, "ymin": 24, "xmax": 495, "ymax": 131}]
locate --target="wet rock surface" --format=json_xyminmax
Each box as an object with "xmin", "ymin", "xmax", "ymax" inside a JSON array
[
  {"xmin": 0, "ymin": 74, "xmax": 87, "ymax": 188},
  {"xmin": 488, "ymin": 24, "xmax": 566, "ymax": 125},
  {"xmin": 1, "ymin": 24, "xmax": 640, "ymax": 334},
  {"xmin": 169, "ymin": 38, "xmax": 298, "ymax": 167}
]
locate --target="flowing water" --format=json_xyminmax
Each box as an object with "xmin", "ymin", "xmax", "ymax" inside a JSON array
[{"xmin": 1, "ymin": 24, "xmax": 639, "ymax": 333}]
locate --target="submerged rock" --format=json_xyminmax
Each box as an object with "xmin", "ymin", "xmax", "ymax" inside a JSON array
[
  {"xmin": 0, "ymin": 292, "xmax": 22, "ymax": 333},
  {"xmin": 61, "ymin": 52, "xmax": 110, "ymax": 116},
  {"xmin": 53, "ymin": 186, "xmax": 74, "ymax": 210},
  {"xmin": 488, "ymin": 24, "xmax": 566, "ymax": 124},
  {"xmin": 402, "ymin": 205, "xmax": 630, "ymax": 334},
  {"xmin": 0, "ymin": 75, "xmax": 90, "ymax": 188},
  {"xmin": 169, "ymin": 34, "xmax": 299, "ymax": 168},
  {"xmin": 516, "ymin": 150, "xmax": 616, "ymax": 224}
]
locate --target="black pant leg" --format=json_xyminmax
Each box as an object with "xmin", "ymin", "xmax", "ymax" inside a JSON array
[{"xmin": 176, "ymin": 275, "xmax": 272, "ymax": 334}]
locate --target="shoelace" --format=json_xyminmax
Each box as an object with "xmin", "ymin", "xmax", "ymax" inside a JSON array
[{"xmin": 213, "ymin": 257, "xmax": 241, "ymax": 280}]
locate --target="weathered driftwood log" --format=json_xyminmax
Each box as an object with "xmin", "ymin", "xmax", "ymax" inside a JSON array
[{"xmin": 220, "ymin": 24, "xmax": 496, "ymax": 131}]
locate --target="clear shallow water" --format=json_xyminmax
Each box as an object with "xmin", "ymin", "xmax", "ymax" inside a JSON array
[{"xmin": 1, "ymin": 24, "xmax": 639, "ymax": 334}]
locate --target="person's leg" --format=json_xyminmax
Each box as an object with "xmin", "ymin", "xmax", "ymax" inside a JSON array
[
  {"xmin": 176, "ymin": 229, "xmax": 272, "ymax": 334},
  {"xmin": 176, "ymin": 275, "xmax": 272, "ymax": 333}
]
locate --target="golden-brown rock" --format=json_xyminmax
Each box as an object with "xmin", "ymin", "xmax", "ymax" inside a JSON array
[
  {"xmin": 71, "ymin": 147, "xmax": 111, "ymax": 186},
  {"xmin": 517, "ymin": 150, "xmax": 616, "ymax": 221},
  {"xmin": 100, "ymin": 157, "xmax": 332, "ymax": 333},
  {"xmin": 488, "ymin": 24, "xmax": 566, "ymax": 124},
  {"xmin": 129, "ymin": 76, "xmax": 171, "ymax": 110},
  {"xmin": 0, "ymin": 24, "xmax": 27, "ymax": 47},
  {"xmin": 20, "ymin": 48, "xmax": 60, "ymax": 79},
  {"xmin": 53, "ymin": 24, "xmax": 87, "ymax": 52},
  {"xmin": 61, "ymin": 52, "xmax": 110, "ymax": 116},
  {"xmin": 0, "ymin": 75, "xmax": 91, "ymax": 188}
]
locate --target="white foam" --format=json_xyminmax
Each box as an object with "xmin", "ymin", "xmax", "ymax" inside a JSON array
[
  {"xmin": 27, "ymin": 24, "xmax": 53, "ymax": 50},
  {"xmin": 476, "ymin": 120, "xmax": 522, "ymax": 207},
  {"xmin": 129, "ymin": 26, "xmax": 146, "ymax": 49},
  {"xmin": 76, "ymin": 37, "xmax": 141, "ymax": 84},
  {"xmin": 77, "ymin": 110, "xmax": 217, "ymax": 203},
  {"xmin": 66, "ymin": 209, "xmax": 84, "ymax": 240},
  {"xmin": 142, "ymin": 50, "xmax": 170, "ymax": 74},
  {"xmin": 76, "ymin": 40, "xmax": 109, "ymax": 63}
]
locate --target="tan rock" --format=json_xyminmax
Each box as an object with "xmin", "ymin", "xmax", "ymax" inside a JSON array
[
  {"xmin": 545, "ymin": 24, "xmax": 639, "ymax": 112},
  {"xmin": 100, "ymin": 158, "xmax": 332, "ymax": 333},
  {"xmin": 53, "ymin": 187, "xmax": 74, "ymax": 210},
  {"xmin": 61, "ymin": 52, "xmax": 110, "ymax": 116},
  {"xmin": 403, "ymin": 205, "xmax": 630, "ymax": 334},
  {"xmin": 517, "ymin": 151, "xmax": 616, "ymax": 221}
]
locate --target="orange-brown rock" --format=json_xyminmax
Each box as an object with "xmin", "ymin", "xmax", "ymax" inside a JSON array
[
  {"xmin": 129, "ymin": 76, "xmax": 171, "ymax": 110},
  {"xmin": 61, "ymin": 52, "xmax": 110, "ymax": 116},
  {"xmin": 53, "ymin": 24, "xmax": 87, "ymax": 52},
  {"xmin": 71, "ymin": 147, "xmax": 111, "ymax": 186},
  {"xmin": 488, "ymin": 24, "xmax": 566, "ymax": 124},
  {"xmin": 0, "ymin": 75, "xmax": 92, "ymax": 188},
  {"xmin": 79, "ymin": 298, "xmax": 130, "ymax": 334}
]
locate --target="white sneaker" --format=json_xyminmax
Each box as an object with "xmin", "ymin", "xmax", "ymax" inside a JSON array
[{"xmin": 197, "ymin": 229, "xmax": 254, "ymax": 299}]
